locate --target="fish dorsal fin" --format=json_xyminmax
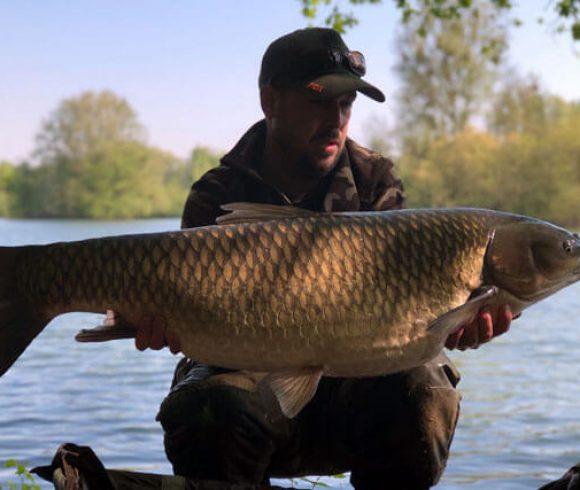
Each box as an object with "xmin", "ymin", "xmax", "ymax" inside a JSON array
[
  {"xmin": 428, "ymin": 286, "xmax": 498, "ymax": 337},
  {"xmin": 217, "ymin": 202, "xmax": 318, "ymax": 225},
  {"xmin": 263, "ymin": 368, "xmax": 323, "ymax": 418}
]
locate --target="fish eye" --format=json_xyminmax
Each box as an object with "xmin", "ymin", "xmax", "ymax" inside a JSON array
[{"xmin": 563, "ymin": 239, "xmax": 574, "ymax": 254}]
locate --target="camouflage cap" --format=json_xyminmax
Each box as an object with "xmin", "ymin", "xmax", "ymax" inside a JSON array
[{"xmin": 259, "ymin": 28, "xmax": 385, "ymax": 102}]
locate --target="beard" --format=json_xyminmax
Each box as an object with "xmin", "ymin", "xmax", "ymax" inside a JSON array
[
  {"xmin": 269, "ymin": 125, "xmax": 345, "ymax": 180},
  {"xmin": 289, "ymin": 133, "xmax": 344, "ymax": 179},
  {"xmin": 294, "ymin": 146, "xmax": 343, "ymax": 178}
]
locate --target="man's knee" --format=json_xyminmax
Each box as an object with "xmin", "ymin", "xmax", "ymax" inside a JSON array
[
  {"xmin": 404, "ymin": 369, "xmax": 461, "ymax": 486},
  {"xmin": 157, "ymin": 369, "xmax": 275, "ymax": 482},
  {"xmin": 349, "ymin": 355, "xmax": 461, "ymax": 488}
]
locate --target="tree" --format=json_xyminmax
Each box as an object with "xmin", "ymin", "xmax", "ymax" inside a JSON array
[
  {"xmin": 396, "ymin": 88, "xmax": 580, "ymax": 226},
  {"xmin": 298, "ymin": 0, "xmax": 580, "ymax": 40},
  {"xmin": 23, "ymin": 90, "xmax": 185, "ymax": 219},
  {"xmin": 5, "ymin": 162, "xmax": 46, "ymax": 218},
  {"xmin": 162, "ymin": 146, "xmax": 221, "ymax": 215},
  {"xmin": 487, "ymin": 74, "xmax": 574, "ymax": 137},
  {"xmin": 491, "ymin": 96, "xmax": 580, "ymax": 226},
  {"xmin": 0, "ymin": 161, "xmax": 16, "ymax": 216},
  {"xmin": 185, "ymin": 147, "xmax": 221, "ymax": 184},
  {"xmin": 75, "ymin": 141, "xmax": 181, "ymax": 219},
  {"xmin": 34, "ymin": 90, "xmax": 145, "ymax": 164},
  {"xmin": 398, "ymin": 128, "xmax": 500, "ymax": 208},
  {"xmin": 394, "ymin": 2, "xmax": 507, "ymax": 146}
]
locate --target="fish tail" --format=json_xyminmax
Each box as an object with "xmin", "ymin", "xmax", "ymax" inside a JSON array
[{"xmin": 0, "ymin": 246, "xmax": 49, "ymax": 377}]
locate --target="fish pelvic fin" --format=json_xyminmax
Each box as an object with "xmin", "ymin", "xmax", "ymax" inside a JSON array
[
  {"xmin": 263, "ymin": 367, "xmax": 323, "ymax": 419},
  {"xmin": 207, "ymin": 370, "xmax": 268, "ymax": 392},
  {"xmin": 75, "ymin": 310, "xmax": 137, "ymax": 342},
  {"xmin": 217, "ymin": 203, "xmax": 318, "ymax": 225},
  {"xmin": 205, "ymin": 367, "xmax": 323, "ymax": 419},
  {"xmin": 428, "ymin": 285, "xmax": 498, "ymax": 338},
  {"xmin": 0, "ymin": 246, "xmax": 49, "ymax": 377}
]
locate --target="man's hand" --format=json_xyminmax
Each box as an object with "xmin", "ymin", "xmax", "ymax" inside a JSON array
[
  {"xmin": 102, "ymin": 310, "xmax": 181, "ymax": 354},
  {"xmin": 133, "ymin": 313, "xmax": 182, "ymax": 354},
  {"xmin": 445, "ymin": 304, "xmax": 515, "ymax": 350}
]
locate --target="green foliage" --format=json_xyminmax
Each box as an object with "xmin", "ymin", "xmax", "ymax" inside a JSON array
[
  {"xmin": 395, "ymin": 86, "xmax": 580, "ymax": 227},
  {"xmin": 35, "ymin": 90, "xmax": 145, "ymax": 164},
  {"xmin": 1, "ymin": 91, "xmax": 223, "ymax": 219},
  {"xmin": 395, "ymin": 2, "xmax": 507, "ymax": 142},
  {"xmin": 0, "ymin": 161, "xmax": 17, "ymax": 217},
  {"xmin": 22, "ymin": 90, "xmax": 173, "ymax": 218},
  {"xmin": 185, "ymin": 147, "xmax": 222, "ymax": 184},
  {"xmin": 556, "ymin": 0, "xmax": 580, "ymax": 38},
  {"xmin": 164, "ymin": 146, "xmax": 221, "ymax": 216},
  {"xmin": 1, "ymin": 460, "xmax": 41, "ymax": 490},
  {"xmin": 298, "ymin": 0, "xmax": 580, "ymax": 39},
  {"xmin": 488, "ymin": 74, "xmax": 571, "ymax": 137},
  {"xmin": 299, "ymin": 0, "xmax": 380, "ymax": 32},
  {"xmin": 55, "ymin": 141, "xmax": 182, "ymax": 220},
  {"xmin": 395, "ymin": 0, "xmax": 515, "ymax": 24},
  {"xmin": 384, "ymin": 43, "xmax": 580, "ymax": 229},
  {"xmin": 3, "ymin": 142, "xmax": 221, "ymax": 220},
  {"xmin": 399, "ymin": 128, "xmax": 500, "ymax": 208},
  {"xmin": 4, "ymin": 163, "xmax": 52, "ymax": 218}
]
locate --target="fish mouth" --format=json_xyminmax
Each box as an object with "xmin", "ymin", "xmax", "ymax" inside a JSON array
[
  {"xmin": 568, "ymin": 237, "xmax": 580, "ymax": 277},
  {"xmin": 514, "ymin": 274, "xmax": 580, "ymax": 303}
]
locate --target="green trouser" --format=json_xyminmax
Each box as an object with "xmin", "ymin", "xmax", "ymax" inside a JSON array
[{"xmin": 156, "ymin": 353, "xmax": 462, "ymax": 490}]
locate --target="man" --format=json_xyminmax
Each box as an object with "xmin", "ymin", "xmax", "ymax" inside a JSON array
[{"xmin": 138, "ymin": 28, "xmax": 514, "ymax": 489}]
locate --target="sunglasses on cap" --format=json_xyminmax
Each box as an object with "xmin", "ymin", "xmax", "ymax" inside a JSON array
[
  {"xmin": 322, "ymin": 48, "xmax": 366, "ymax": 77},
  {"xmin": 273, "ymin": 48, "xmax": 367, "ymax": 84}
]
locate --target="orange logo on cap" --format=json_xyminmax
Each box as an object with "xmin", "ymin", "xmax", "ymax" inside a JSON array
[{"xmin": 308, "ymin": 82, "xmax": 324, "ymax": 93}]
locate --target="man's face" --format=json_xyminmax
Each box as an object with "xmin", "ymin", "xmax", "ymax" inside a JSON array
[{"xmin": 265, "ymin": 87, "xmax": 356, "ymax": 177}]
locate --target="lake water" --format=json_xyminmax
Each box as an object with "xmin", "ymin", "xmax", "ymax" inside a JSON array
[{"xmin": 0, "ymin": 218, "xmax": 578, "ymax": 489}]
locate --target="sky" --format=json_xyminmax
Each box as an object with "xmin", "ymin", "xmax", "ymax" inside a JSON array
[{"xmin": 1, "ymin": 0, "xmax": 579, "ymax": 163}]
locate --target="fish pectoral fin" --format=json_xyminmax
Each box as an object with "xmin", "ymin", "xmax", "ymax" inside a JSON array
[
  {"xmin": 75, "ymin": 310, "xmax": 137, "ymax": 342},
  {"xmin": 262, "ymin": 367, "xmax": 323, "ymax": 419},
  {"xmin": 428, "ymin": 285, "xmax": 498, "ymax": 337},
  {"xmin": 217, "ymin": 203, "xmax": 318, "ymax": 225}
]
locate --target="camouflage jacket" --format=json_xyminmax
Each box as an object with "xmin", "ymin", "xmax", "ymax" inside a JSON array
[{"xmin": 181, "ymin": 120, "xmax": 405, "ymax": 229}]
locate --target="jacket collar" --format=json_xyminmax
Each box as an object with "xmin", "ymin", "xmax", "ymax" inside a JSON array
[
  {"xmin": 220, "ymin": 120, "xmax": 266, "ymax": 180},
  {"xmin": 220, "ymin": 119, "xmax": 387, "ymax": 211}
]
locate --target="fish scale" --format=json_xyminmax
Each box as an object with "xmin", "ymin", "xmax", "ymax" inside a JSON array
[
  {"xmin": 197, "ymin": 217, "xmax": 464, "ymax": 360},
  {"xmin": 4, "ymin": 206, "xmax": 580, "ymax": 384}
]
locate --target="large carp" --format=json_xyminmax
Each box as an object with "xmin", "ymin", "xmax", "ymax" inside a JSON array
[{"xmin": 1, "ymin": 204, "xmax": 579, "ymax": 417}]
